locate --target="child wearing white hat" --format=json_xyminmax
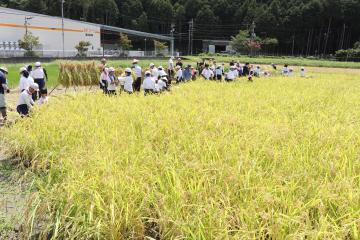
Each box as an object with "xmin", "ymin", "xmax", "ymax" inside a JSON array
[
  {"xmin": 31, "ymin": 62, "xmax": 48, "ymax": 100},
  {"xmin": 118, "ymin": 68, "xmax": 134, "ymax": 94},
  {"xmin": 0, "ymin": 66, "xmax": 9, "ymax": 122},
  {"xmin": 158, "ymin": 77, "xmax": 167, "ymax": 92},
  {"xmin": 107, "ymin": 67, "xmax": 117, "ymax": 95},
  {"xmin": 143, "ymin": 71, "xmax": 155, "ymax": 95},
  {"xmin": 16, "ymin": 83, "xmax": 39, "ymax": 117},
  {"xmin": 225, "ymin": 65, "xmax": 238, "ymax": 82},
  {"xmin": 132, "ymin": 59, "xmax": 142, "ymax": 92},
  {"xmin": 300, "ymin": 67, "xmax": 305, "ymax": 77}
]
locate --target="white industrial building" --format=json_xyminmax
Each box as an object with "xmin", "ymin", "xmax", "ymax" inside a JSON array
[{"xmin": 0, "ymin": 7, "xmax": 174, "ymax": 58}]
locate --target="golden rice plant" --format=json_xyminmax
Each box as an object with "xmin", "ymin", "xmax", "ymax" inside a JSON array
[{"xmin": 58, "ymin": 62, "xmax": 100, "ymax": 87}]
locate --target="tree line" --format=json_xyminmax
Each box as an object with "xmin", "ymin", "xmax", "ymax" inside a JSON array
[{"xmin": 1, "ymin": 0, "xmax": 360, "ymax": 55}]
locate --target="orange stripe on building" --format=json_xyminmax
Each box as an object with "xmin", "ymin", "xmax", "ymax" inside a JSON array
[{"xmin": 0, "ymin": 23, "xmax": 100, "ymax": 34}]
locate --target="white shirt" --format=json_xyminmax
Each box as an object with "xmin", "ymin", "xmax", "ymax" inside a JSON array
[
  {"xmin": 201, "ymin": 68, "xmax": 213, "ymax": 80},
  {"xmin": 158, "ymin": 79, "xmax": 166, "ymax": 90},
  {"xmin": 119, "ymin": 76, "xmax": 133, "ymax": 92},
  {"xmin": 158, "ymin": 69, "xmax": 167, "ymax": 77},
  {"xmin": 255, "ymin": 68, "xmax": 261, "ymax": 75},
  {"xmin": 300, "ymin": 70, "xmax": 305, "ymax": 77},
  {"xmin": 107, "ymin": 75, "xmax": 116, "ymax": 91},
  {"xmin": 19, "ymin": 76, "xmax": 30, "ymax": 92},
  {"xmin": 176, "ymin": 69, "xmax": 183, "ymax": 79},
  {"xmin": 215, "ymin": 69, "xmax": 222, "ymax": 75},
  {"xmin": 31, "ymin": 67, "xmax": 45, "ymax": 79},
  {"xmin": 133, "ymin": 65, "xmax": 142, "ymax": 78},
  {"xmin": 17, "ymin": 89, "xmax": 34, "ymax": 107},
  {"xmin": 168, "ymin": 59, "xmax": 174, "ymax": 69},
  {"xmin": 154, "ymin": 83, "xmax": 160, "ymax": 92},
  {"xmin": 151, "ymin": 68, "xmax": 159, "ymax": 78},
  {"xmin": 226, "ymin": 70, "xmax": 238, "ymax": 80},
  {"xmin": 38, "ymin": 96, "xmax": 49, "ymax": 105},
  {"xmin": 283, "ymin": 67, "xmax": 289, "ymax": 76},
  {"xmin": 143, "ymin": 77, "xmax": 155, "ymax": 90}
]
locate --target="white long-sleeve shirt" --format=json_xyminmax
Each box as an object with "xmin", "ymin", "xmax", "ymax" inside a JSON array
[
  {"xmin": 226, "ymin": 70, "xmax": 238, "ymax": 80},
  {"xmin": 133, "ymin": 65, "xmax": 142, "ymax": 78},
  {"xmin": 215, "ymin": 68, "xmax": 222, "ymax": 76},
  {"xmin": 176, "ymin": 69, "xmax": 183, "ymax": 80},
  {"xmin": 201, "ymin": 68, "xmax": 213, "ymax": 80},
  {"xmin": 300, "ymin": 70, "xmax": 305, "ymax": 77},
  {"xmin": 151, "ymin": 68, "xmax": 159, "ymax": 78},
  {"xmin": 19, "ymin": 76, "xmax": 30, "ymax": 92},
  {"xmin": 31, "ymin": 67, "xmax": 45, "ymax": 79},
  {"xmin": 107, "ymin": 75, "xmax": 116, "ymax": 91},
  {"xmin": 168, "ymin": 59, "xmax": 174, "ymax": 69},
  {"xmin": 17, "ymin": 90, "xmax": 34, "ymax": 107},
  {"xmin": 158, "ymin": 69, "xmax": 167, "ymax": 77},
  {"xmin": 143, "ymin": 77, "xmax": 155, "ymax": 90},
  {"xmin": 118, "ymin": 76, "xmax": 133, "ymax": 92},
  {"xmin": 158, "ymin": 79, "xmax": 167, "ymax": 91}
]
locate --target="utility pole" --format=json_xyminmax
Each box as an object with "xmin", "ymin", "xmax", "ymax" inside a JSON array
[
  {"xmin": 144, "ymin": 38, "xmax": 147, "ymax": 56},
  {"xmin": 24, "ymin": 16, "xmax": 33, "ymax": 35},
  {"xmin": 339, "ymin": 23, "xmax": 346, "ymax": 50},
  {"xmin": 170, "ymin": 24, "xmax": 175, "ymax": 57},
  {"xmin": 61, "ymin": 0, "xmax": 65, "ymax": 58}
]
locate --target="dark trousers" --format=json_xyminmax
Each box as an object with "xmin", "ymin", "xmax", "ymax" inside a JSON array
[
  {"xmin": 100, "ymin": 80, "xmax": 108, "ymax": 94},
  {"xmin": 108, "ymin": 90, "xmax": 116, "ymax": 95},
  {"xmin": 0, "ymin": 107, "xmax": 6, "ymax": 119},
  {"xmin": 134, "ymin": 77, "xmax": 142, "ymax": 92},
  {"xmin": 33, "ymin": 78, "xmax": 45, "ymax": 101},
  {"xmin": 216, "ymin": 75, "xmax": 222, "ymax": 81},
  {"xmin": 17, "ymin": 104, "xmax": 29, "ymax": 116},
  {"xmin": 144, "ymin": 89, "xmax": 154, "ymax": 96}
]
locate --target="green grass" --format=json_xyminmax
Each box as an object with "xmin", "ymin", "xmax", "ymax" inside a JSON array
[
  {"xmin": 2, "ymin": 73, "xmax": 360, "ymax": 239},
  {"xmin": 186, "ymin": 55, "xmax": 360, "ymax": 69}
]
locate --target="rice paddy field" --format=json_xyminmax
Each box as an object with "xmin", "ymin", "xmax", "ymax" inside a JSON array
[{"xmin": 1, "ymin": 68, "xmax": 360, "ymax": 239}]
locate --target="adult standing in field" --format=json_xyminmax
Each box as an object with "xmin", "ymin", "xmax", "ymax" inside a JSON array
[
  {"xmin": 19, "ymin": 67, "xmax": 31, "ymax": 92},
  {"xmin": 0, "ymin": 66, "xmax": 9, "ymax": 122},
  {"xmin": 16, "ymin": 83, "xmax": 39, "ymax": 117},
  {"xmin": 132, "ymin": 59, "xmax": 142, "ymax": 92},
  {"xmin": 167, "ymin": 56, "xmax": 174, "ymax": 83},
  {"xmin": 31, "ymin": 62, "xmax": 48, "ymax": 101}
]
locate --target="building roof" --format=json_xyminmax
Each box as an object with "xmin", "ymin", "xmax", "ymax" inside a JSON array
[{"xmin": 0, "ymin": 7, "xmax": 173, "ymax": 41}]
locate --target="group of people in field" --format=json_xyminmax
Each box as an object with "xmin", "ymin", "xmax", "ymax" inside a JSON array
[
  {"xmin": 0, "ymin": 57, "xmax": 307, "ymax": 123},
  {"xmin": 0, "ymin": 62, "xmax": 49, "ymax": 121}
]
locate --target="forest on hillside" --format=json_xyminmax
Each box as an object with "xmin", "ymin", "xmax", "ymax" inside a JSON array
[{"xmin": 1, "ymin": 0, "xmax": 360, "ymax": 55}]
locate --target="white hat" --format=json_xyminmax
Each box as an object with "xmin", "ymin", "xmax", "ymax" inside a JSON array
[
  {"xmin": 301, "ymin": 67, "xmax": 305, "ymax": 70},
  {"xmin": 108, "ymin": 67, "xmax": 115, "ymax": 72},
  {"xmin": 125, "ymin": 68, "xmax": 132, "ymax": 73},
  {"xmin": 132, "ymin": 59, "xmax": 138, "ymax": 64},
  {"xmin": 0, "ymin": 66, "xmax": 8, "ymax": 73},
  {"xmin": 29, "ymin": 83, "xmax": 39, "ymax": 91},
  {"xmin": 19, "ymin": 67, "xmax": 27, "ymax": 73},
  {"xmin": 35, "ymin": 62, "xmax": 41, "ymax": 67},
  {"xmin": 176, "ymin": 65, "xmax": 181, "ymax": 69},
  {"xmin": 177, "ymin": 58, "xmax": 181, "ymax": 61},
  {"xmin": 158, "ymin": 66, "xmax": 163, "ymax": 69},
  {"xmin": 149, "ymin": 63, "xmax": 155, "ymax": 67},
  {"xmin": 230, "ymin": 65, "xmax": 236, "ymax": 69},
  {"xmin": 145, "ymin": 70, "xmax": 151, "ymax": 75}
]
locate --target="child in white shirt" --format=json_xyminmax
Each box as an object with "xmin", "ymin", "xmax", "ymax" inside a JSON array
[
  {"xmin": 118, "ymin": 68, "xmax": 134, "ymax": 94},
  {"xmin": 201, "ymin": 64, "xmax": 214, "ymax": 80},
  {"xmin": 38, "ymin": 89, "xmax": 49, "ymax": 105},
  {"xmin": 107, "ymin": 67, "xmax": 117, "ymax": 95},
  {"xmin": 176, "ymin": 66, "xmax": 183, "ymax": 83},
  {"xmin": 17, "ymin": 83, "xmax": 38, "ymax": 117},
  {"xmin": 300, "ymin": 67, "xmax": 305, "ymax": 77},
  {"xmin": 19, "ymin": 67, "xmax": 31, "ymax": 92},
  {"xmin": 143, "ymin": 71, "xmax": 155, "ymax": 95}
]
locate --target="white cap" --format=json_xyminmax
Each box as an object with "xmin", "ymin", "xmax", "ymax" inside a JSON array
[
  {"xmin": 35, "ymin": 62, "xmax": 41, "ymax": 67},
  {"xmin": 0, "ymin": 66, "xmax": 8, "ymax": 73},
  {"xmin": 301, "ymin": 67, "xmax": 305, "ymax": 70},
  {"xmin": 108, "ymin": 67, "xmax": 115, "ymax": 72},
  {"xmin": 145, "ymin": 70, "xmax": 151, "ymax": 75},
  {"xmin": 132, "ymin": 59, "xmax": 138, "ymax": 64},
  {"xmin": 29, "ymin": 83, "xmax": 39, "ymax": 91},
  {"xmin": 149, "ymin": 63, "xmax": 155, "ymax": 67},
  {"xmin": 230, "ymin": 65, "xmax": 236, "ymax": 69},
  {"xmin": 158, "ymin": 66, "xmax": 163, "ymax": 69},
  {"xmin": 125, "ymin": 68, "xmax": 132, "ymax": 73},
  {"xmin": 177, "ymin": 58, "xmax": 181, "ymax": 61},
  {"xmin": 19, "ymin": 67, "xmax": 27, "ymax": 73}
]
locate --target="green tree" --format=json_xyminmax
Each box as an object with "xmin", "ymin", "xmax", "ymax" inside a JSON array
[
  {"xmin": 75, "ymin": 41, "xmax": 91, "ymax": 57},
  {"xmin": 230, "ymin": 30, "xmax": 262, "ymax": 54},
  {"xmin": 18, "ymin": 31, "xmax": 40, "ymax": 57},
  {"xmin": 118, "ymin": 33, "xmax": 132, "ymax": 50},
  {"xmin": 154, "ymin": 40, "xmax": 168, "ymax": 56}
]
